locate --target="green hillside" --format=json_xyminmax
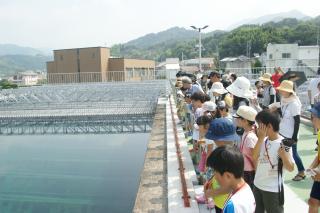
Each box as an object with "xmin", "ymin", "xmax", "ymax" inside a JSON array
[
  {"xmin": 111, "ymin": 16, "xmax": 320, "ymax": 62},
  {"xmin": 0, "ymin": 55, "xmax": 52, "ymax": 77}
]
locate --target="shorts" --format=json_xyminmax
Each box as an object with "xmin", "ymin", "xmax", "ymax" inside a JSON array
[{"xmin": 310, "ymin": 181, "xmax": 320, "ymax": 201}]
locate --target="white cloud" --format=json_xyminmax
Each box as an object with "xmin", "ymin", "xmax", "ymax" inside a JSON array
[{"xmin": 0, "ymin": 0, "xmax": 319, "ymax": 49}]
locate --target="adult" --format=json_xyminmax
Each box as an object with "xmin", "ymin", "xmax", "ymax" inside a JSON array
[
  {"xmin": 226, "ymin": 76, "xmax": 252, "ymax": 112},
  {"xmin": 181, "ymin": 76, "xmax": 204, "ymax": 95},
  {"xmin": 208, "ymin": 82, "xmax": 228, "ymax": 104},
  {"xmin": 259, "ymin": 73, "xmax": 276, "ymax": 109},
  {"xmin": 200, "ymin": 74, "xmax": 209, "ymax": 93},
  {"xmin": 308, "ymin": 72, "xmax": 320, "ymax": 134},
  {"xmin": 276, "ymin": 80, "xmax": 305, "ymax": 181},
  {"xmin": 207, "ymin": 71, "xmax": 221, "ymax": 90},
  {"xmin": 271, "ymin": 67, "xmax": 283, "ymax": 88},
  {"xmin": 227, "ymin": 76, "xmax": 253, "ymax": 137},
  {"xmin": 221, "ymin": 74, "xmax": 231, "ymax": 88}
]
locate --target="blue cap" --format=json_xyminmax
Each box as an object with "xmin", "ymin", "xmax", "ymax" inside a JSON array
[
  {"xmin": 205, "ymin": 118, "xmax": 237, "ymax": 142},
  {"xmin": 309, "ymin": 102, "xmax": 320, "ymax": 118}
]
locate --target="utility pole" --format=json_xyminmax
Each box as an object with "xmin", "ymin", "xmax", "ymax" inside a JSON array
[{"xmin": 190, "ymin": 25, "xmax": 209, "ymax": 72}]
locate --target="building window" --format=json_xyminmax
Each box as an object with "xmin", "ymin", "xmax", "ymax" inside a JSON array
[
  {"xmin": 282, "ymin": 53, "xmax": 291, "ymax": 58},
  {"xmin": 92, "ymin": 53, "xmax": 95, "ymax": 59},
  {"xmin": 269, "ymin": 54, "xmax": 273, "ymax": 59},
  {"xmin": 60, "ymin": 55, "xmax": 63, "ymax": 61}
]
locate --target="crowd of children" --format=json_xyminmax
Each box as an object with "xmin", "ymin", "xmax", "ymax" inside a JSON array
[{"xmin": 175, "ymin": 70, "xmax": 320, "ymax": 213}]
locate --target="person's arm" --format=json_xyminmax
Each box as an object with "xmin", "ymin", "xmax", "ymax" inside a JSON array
[
  {"xmin": 269, "ymin": 95, "xmax": 275, "ymax": 105},
  {"xmin": 252, "ymin": 124, "xmax": 267, "ymax": 165},
  {"xmin": 309, "ymin": 155, "xmax": 319, "ymax": 169},
  {"xmin": 206, "ymin": 144, "xmax": 213, "ymax": 160},
  {"xmin": 308, "ymin": 89, "xmax": 312, "ymax": 104},
  {"xmin": 292, "ymin": 115, "xmax": 300, "ymax": 142},
  {"xmin": 278, "ymin": 146, "xmax": 295, "ymax": 172}
]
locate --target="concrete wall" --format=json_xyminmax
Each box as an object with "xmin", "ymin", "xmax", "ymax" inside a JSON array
[
  {"xmin": 47, "ymin": 47, "xmax": 155, "ymax": 83},
  {"xmin": 54, "ymin": 49, "xmax": 78, "ymax": 73},
  {"xmin": 266, "ymin": 43, "xmax": 299, "ymax": 71}
]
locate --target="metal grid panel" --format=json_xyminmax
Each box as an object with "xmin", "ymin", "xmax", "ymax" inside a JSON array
[{"xmin": 0, "ymin": 80, "xmax": 170, "ymax": 135}]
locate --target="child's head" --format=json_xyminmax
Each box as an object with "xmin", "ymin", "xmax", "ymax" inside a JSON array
[
  {"xmin": 233, "ymin": 106, "xmax": 257, "ymax": 128},
  {"xmin": 205, "ymin": 118, "xmax": 237, "ymax": 146},
  {"xmin": 196, "ymin": 115, "xmax": 212, "ymax": 135},
  {"xmin": 216, "ymin": 101, "xmax": 229, "ymax": 117},
  {"xmin": 202, "ymin": 101, "xmax": 217, "ymax": 118},
  {"xmin": 255, "ymin": 80, "xmax": 261, "ymax": 89},
  {"xmin": 255, "ymin": 110, "xmax": 280, "ymax": 135},
  {"xmin": 310, "ymin": 102, "xmax": 320, "ymax": 129},
  {"xmin": 191, "ymin": 92, "xmax": 206, "ymax": 108},
  {"xmin": 206, "ymin": 146, "xmax": 244, "ymax": 188}
]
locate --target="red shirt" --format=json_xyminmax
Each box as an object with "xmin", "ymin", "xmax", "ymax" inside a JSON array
[{"xmin": 271, "ymin": 73, "xmax": 282, "ymax": 88}]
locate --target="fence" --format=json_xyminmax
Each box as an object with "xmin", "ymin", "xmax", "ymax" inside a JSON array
[{"xmin": 47, "ymin": 70, "xmax": 167, "ymax": 84}]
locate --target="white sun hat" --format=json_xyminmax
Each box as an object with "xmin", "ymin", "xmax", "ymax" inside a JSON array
[
  {"xmin": 202, "ymin": 101, "xmax": 217, "ymax": 112},
  {"xmin": 210, "ymin": 82, "xmax": 228, "ymax": 95},
  {"xmin": 226, "ymin": 76, "xmax": 253, "ymax": 98},
  {"xmin": 232, "ymin": 105, "xmax": 257, "ymax": 122}
]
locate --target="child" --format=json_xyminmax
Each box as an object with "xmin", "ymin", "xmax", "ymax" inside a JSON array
[
  {"xmin": 216, "ymin": 101, "xmax": 232, "ymax": 121},
  {"xmin": 307, "ymin": 103, "xmax": 320, "ymax": 213},
  {"xmin": 190, "ymin": 92, "xmax": 206, "ymax": 144},
  {"xmin": 204, "ymin": 118, "xmax": 238, "ymax": 212},
  {"xmin": 207, "ymin": 146, "xmax": 256, "ymax": 213},
  {"xmin": 202, "ymin": 101, "xmax": 217, "ymax": 119},
  {"xmin": 253, "ymin": 110, "xmax": 295, "ymax": 213},
  {"xmin": 233, "ymin": 105, "xmax": 258, "ymax": 188}
]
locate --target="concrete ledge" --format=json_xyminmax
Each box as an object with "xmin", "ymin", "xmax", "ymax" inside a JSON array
[
  {"xmin": 166, "ymin": 96, "xmax": 200, "ymax": 213},
  {"xmin": 133, "ymin": 104, "xmax": 167, "ymax": 213}
]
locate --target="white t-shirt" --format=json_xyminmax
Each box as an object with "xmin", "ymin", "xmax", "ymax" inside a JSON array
[
  {"xmin": 192, "ymin": 108, "xmax": 205, "ymax": 140},
  {"xmin": 254, "ymin": 136, "xmax": 294, "ymax": 192},
  {"xmin": 308, "ymin": 77, "xmax": 320, "ymax": 104},
  {"xmin": 279, "ymin": 100, "xmax": 301, "ymax": 138},
  {"xmin": 223, "ymin": 183, "xmax": 256, "ymax": 213}
]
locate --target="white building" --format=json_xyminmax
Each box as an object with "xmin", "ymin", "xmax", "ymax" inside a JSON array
[
  {"xmin": 266, "ymin": 43, "xmax": 320, "ymax": 76},
  {"xmin": 156, "ymin": 58, "xmax": 180, "ymax": 79},
  {"xmin": 181, "ymin": 58, "xmax": 215, "ymax": 71},
  {"xmin": 9, "ymin": 71, "xmax": 41, "ymax": 86},
  {"xmin": 220, "ymin": 55, "xmax": 252, "ymax": 75}
]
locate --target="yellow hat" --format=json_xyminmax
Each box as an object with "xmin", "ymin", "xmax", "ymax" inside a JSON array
[
  {"xmin": 259, "ymin": 73, "xmax": 273, "ymax": 83},
  {"xmin": 276, "ymin": 80, "xmax": 294, "ymax": 93}
]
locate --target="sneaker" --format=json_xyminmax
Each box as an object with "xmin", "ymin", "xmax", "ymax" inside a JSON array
[{"xmin": 195, "ymin": 194, "xmax": 206, "ymax": 204}]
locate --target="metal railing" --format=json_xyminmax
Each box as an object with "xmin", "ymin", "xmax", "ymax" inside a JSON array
[{"xmin": 46, "ymin": 70, "xmax": 168, "ymax": 84}]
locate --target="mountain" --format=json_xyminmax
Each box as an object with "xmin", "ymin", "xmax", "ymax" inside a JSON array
[
  {"xmin": 0, "ymin": 44, "xmax": 47, "ymax": 56},
  {"xmin": 227, "ymin": 10, "xmax": 311, "ymax": 30},
  {"xmin": 0, "ymin": 55, "xmax": 52, "ymax": 77},
  {"xmin": 124, "ymin": 27, "xmax": 199, "ymax": 49},
  {"xmin": 111, "ymin": 15, "xmax": 320, "ymax": 62}
]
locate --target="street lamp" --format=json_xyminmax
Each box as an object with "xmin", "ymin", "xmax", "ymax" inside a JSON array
[{"xmin": 190, "ymin": 25, "xmax": 208, "ymax": 72}]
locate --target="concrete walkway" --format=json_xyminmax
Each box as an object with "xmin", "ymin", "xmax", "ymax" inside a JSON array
[{"xmin": 166, "ymin": 97, "xmax": 313, "ymax": 212}]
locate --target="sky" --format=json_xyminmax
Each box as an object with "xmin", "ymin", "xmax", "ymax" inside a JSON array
[{"xmin": 0, "ymin": 0, "xmax": 319, "ymax": 50}]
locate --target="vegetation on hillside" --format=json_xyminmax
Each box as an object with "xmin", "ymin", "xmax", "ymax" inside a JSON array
[{"xmin": 111, "ymin": 16, "xmax": 320, "ymax": 61}]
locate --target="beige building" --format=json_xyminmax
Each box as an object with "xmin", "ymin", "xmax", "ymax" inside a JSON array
[{"xmin": 47, "ymin": 47, "xmax": 155, "ymax": 83}]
